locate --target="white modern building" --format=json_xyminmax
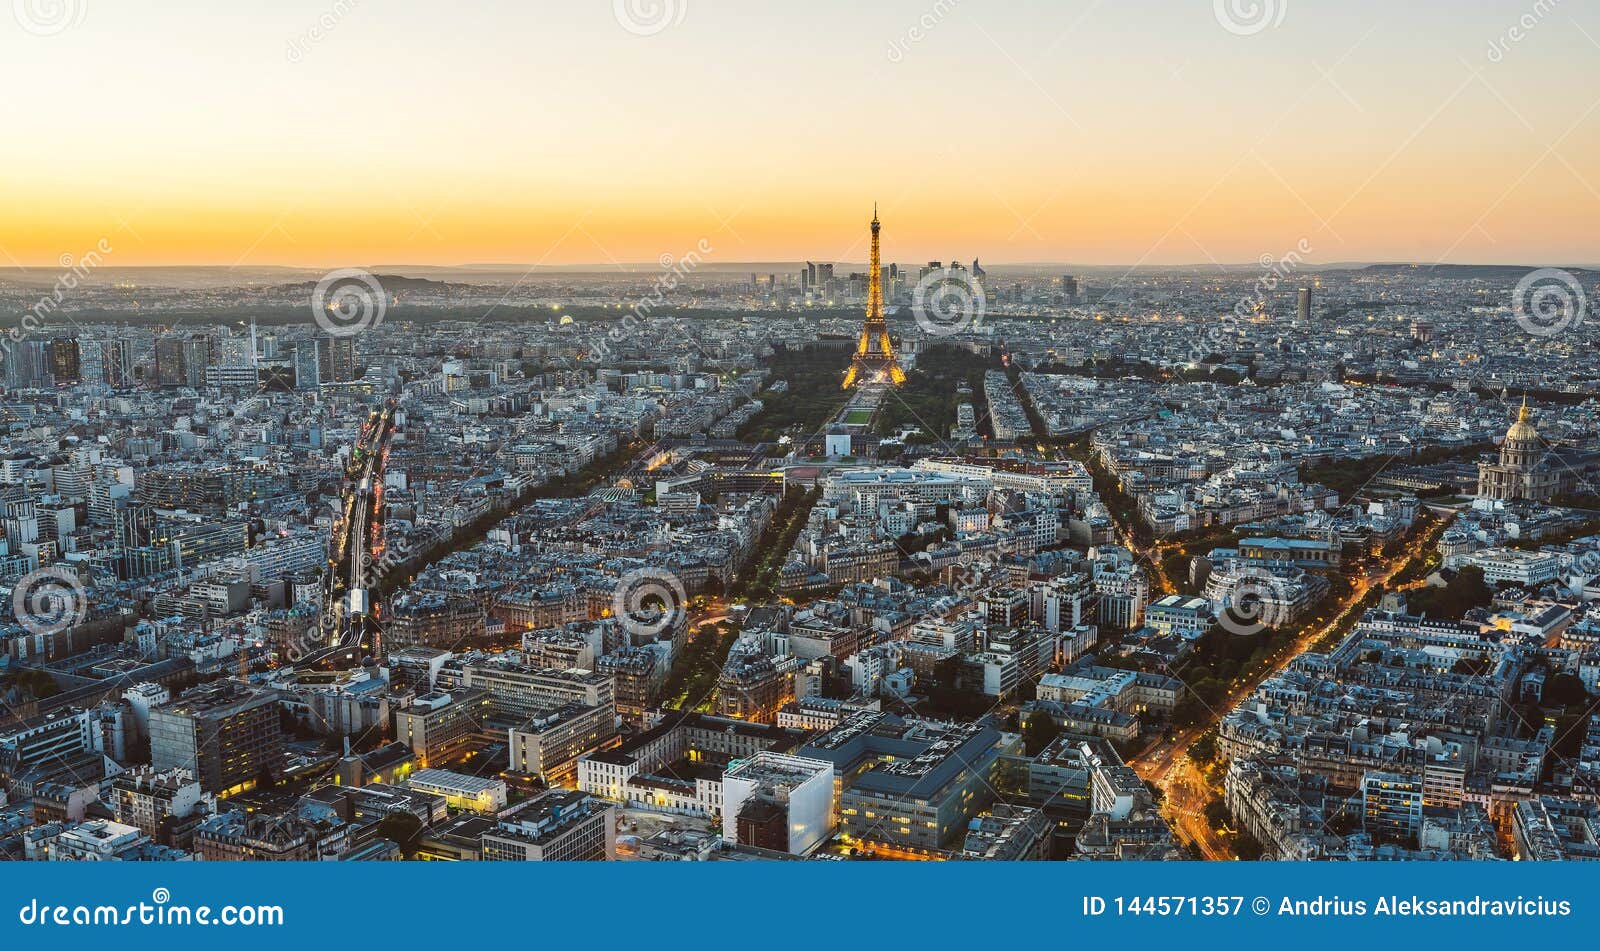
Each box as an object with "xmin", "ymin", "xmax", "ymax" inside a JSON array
[
  {"xmin": 1144, "ymin": 594, "xmax": 1213, "ymax": 640},
  {"xmin": 720, "ymin": 752, "xmax": 835, "ymax": 855},
  {"xmin": 1466, "ymin": 548, "xmax": 1562, "ymax": 586}
]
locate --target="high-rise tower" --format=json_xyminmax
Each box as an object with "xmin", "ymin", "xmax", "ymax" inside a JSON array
[{"xmin": 843, "ymin": 206, "xmax": 905, "ymax": 389}]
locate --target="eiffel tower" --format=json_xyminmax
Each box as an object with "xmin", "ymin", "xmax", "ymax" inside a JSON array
[{"xmin": 842, "ymin": 205, "xmax": 905, "ymax": 388}]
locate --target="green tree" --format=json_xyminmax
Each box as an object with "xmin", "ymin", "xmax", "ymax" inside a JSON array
[
  {"xmin": 1022, "ymin": 710, "xmax": 1063, "ymax": 756},
  {"xmin": 1407, "ymin": 565, "xmax": 1493, "ymax": 619},
  {"xmin": 1542, "ymin": 672, "xmax": 1590, "ymax": 709},
  {"xmin": 377, "ymin": 811, "xmax": 425, "ymax": 859}
]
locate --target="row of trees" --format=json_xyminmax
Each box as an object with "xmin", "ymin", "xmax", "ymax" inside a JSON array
[
  {"xmin": 738, "ymin": 347, "xmax": 853, "ymax": 444},
  {"xmin": 872, "ymin": 344, "xmax": 1002, "ymax": 442},
  {"xmin": 1298, "ymin": 441, "xmax": 1492, "ymax": 499},
  {"xmin": 731, "ymin": 486, "xmax": 821, "ymax": 601},
  {"xmin": 661, "ymin": 621, "xmax": 742, "ymax": 712}
]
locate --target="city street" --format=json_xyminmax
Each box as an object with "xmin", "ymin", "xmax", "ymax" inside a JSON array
[{"xmin": 1132, "ymin": 515, "xmax": 1454, "ymax": 858}]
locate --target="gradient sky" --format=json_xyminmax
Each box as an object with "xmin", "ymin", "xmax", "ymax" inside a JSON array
[{"xmin": 2, "ymin": 0, "xmax": 1597, "ymax": 268}]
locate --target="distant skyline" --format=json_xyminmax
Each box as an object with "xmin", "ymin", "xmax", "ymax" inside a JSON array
[
  {"xmin": 3, "ymin": 0, "xmax": 1597, "ymax": 269},
  {"xmin": 6, "ymin": 259, "xmax": 1599, "ymax": 292}
]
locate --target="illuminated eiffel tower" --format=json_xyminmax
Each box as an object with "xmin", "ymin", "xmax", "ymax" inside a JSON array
[{"xmin": 842, "ymin": 205, "xmax": 905, "ymax": 389}]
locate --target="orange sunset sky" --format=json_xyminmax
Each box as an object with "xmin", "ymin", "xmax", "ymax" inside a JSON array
[{"xmin": 2, "ymin": 0, "xmax": 1597, "ymax": 269}]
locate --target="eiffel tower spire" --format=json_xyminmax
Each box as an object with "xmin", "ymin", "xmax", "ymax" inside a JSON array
[{"xmin": 843, "ymin": 205, "xmax": 905, "ymax": 388}]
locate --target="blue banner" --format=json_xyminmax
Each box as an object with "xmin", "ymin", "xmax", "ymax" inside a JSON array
[{"xmin": 2, "ymin": 861, "xmax": 1591, "ymax": 947}]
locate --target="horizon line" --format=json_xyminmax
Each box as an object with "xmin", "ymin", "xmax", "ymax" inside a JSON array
[{"xmin": 3, "ymin": 260, "xmax": 1597, "ymax": 275}]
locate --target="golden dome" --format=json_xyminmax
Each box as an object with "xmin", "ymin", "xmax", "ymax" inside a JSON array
[{"xmin": 1506, "ymin": 399, "xmax": 1538, "ymax": 441}]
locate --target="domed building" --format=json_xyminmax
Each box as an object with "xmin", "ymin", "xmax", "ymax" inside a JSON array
[{"xmin": 1477, "ymin": 400, "xmax": 1561, "ymax": 502}]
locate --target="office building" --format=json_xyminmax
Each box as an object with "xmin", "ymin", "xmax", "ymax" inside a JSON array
[
  {"xmin": 480, "ymin": 789, "xmax": 616, "ymax": 861},
  {"xmin": 148, "ymin": 683, "xmax": 282, "ymax": 796},
  {"xmin": 721, "ymin": 752, "xmax": 834, "ymax": 855},
  {"xmin": 800, "ymin": 712, "xmax": 1019, "ymax": 851}
]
